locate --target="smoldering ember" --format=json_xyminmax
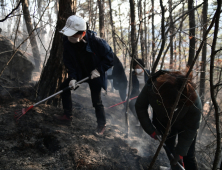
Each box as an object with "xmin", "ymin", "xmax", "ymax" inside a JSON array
[{"xmin": 0, "ymin": 0, "xmax": 221, "ymax": 170}]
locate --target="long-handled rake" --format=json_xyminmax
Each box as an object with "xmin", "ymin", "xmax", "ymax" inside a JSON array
[
  {"xmin": 156, "ymin": 136, "xmax": 185, "ymax": 170},
  {"xmin": 105, "ymin": 96, "xmax": 138, "ymax": 109},
  {"xmin": 14, "ymin": 77, "xmax": 89, "ymax": 121}
]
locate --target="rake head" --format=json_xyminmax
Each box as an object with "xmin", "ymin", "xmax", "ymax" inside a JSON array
[{"xmin": 14, "ymin": 105, "xmax": 34, "ymax": 121}]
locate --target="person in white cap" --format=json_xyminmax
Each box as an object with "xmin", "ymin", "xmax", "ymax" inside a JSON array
[{"xmin": 55, "ymin": 15, "xmax": 114, "ymax": 135}]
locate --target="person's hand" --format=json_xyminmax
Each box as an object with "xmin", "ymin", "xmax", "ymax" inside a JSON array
[
  {"xmin": 91, "ymin": 69, "xmax": 100, "ymax": 79},
  {"xmin": 170, "ymin": 153, "xmax": 184, "ymax": 167},
  {"xmin": 150, "ymin": 130, "xmax": 161, "ymax": 140},
  {"xmin": 69, "ymin": 79, "xmax": 77, "ymax": 89}
]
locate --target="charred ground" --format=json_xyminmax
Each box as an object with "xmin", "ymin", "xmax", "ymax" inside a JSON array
[{"xmin": 0, "ymin": 83, "xmax": 182, "ymax": 170}]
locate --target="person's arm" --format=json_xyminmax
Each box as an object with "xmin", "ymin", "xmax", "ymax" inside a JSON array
[
  {"xmin": 63, "ymin": 37, "xmax": 78, "ymax": 79},
  {"xmin": 94, "ymin": 37, "xmax": 114, "ymax": 73},
  {"xmin": 175, "ymin": 96, "xmax": 202, "ymax": 156},
  {"xmin": 135, "ymin": 83, "xmax": 156, "ymax": 135}
]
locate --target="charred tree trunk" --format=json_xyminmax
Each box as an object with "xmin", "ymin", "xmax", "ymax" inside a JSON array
[
  {"xmin": 108, "ymin": 0, "xmax": 116, "ymax": 54},
  {"xmin": 36, "ymin": 0, "xmax": 76, "ymax": 106},
  {"xmin": 22, "ymin": 0, "xmax": 41, "ymax": 71},
  {"xmin": 97, "ymin": 0, "xmax": 105, "ymax": 39},
  {"xmin": 199, "ymin": 0, "xmax": 208, "ymax": 105},
  {"xmin": 187, "ymin": 0, "xmax": 196, "ymax": 66},
  {"xmin": 129, "ymin": 0, "xmax": 137, "ymax": 58}
]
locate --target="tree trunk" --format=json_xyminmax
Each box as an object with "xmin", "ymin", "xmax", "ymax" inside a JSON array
[
  {"xmin": 187, "ymin": 0, "xmax": 196, "ymax": 66},
  {"xmin": 22, "ymin": 0, "xmax": 41, "ymax": 71},
  {"xmin": 118, "ymin": 4, "xmax": 125, "ymax": 67},
  {"xmin": 92, "ymin": 5, "xmax": 98, "ymax": 31},
  {"xmin": 54, "ymin": 0, "xmax": 59, "ymax": 16},
  {"xmin": 36, "ymin": 0, "xmax": 76, "ymax": 106},
  {"xmin": 129, "ymin": 0, "xmax": 137, "ymax": 58},
  {"xmin": 174, "ymin": 39, "xmax": 177, "ymax": 69},
  {"xmin": 144, "ymin": 1, "xmax": 148, "ymax": 67},
  {"xmin": 211, "ymin": 1, "xmax": 222, "ymax": 168},
  {"xmin": 151, "ymin": 0, "xmax": 155, "ymax": 66},
  {"xmin": 148, "ymin": 15, "xmax": 150, "ymax": 69},
  {"xmin": 127, "ymin": 13, "xmax": 131, "ymax": 67},
  {"xmin": 160, "ymin": 43, "xmax": 170, "ymax": 69},
  {"xmin": 169, "ymin": 0, "xmax": 173, "ymax": 69},
  {"xmin": 199, "ymin": 0, "xmax": 208, "ymax": 105},
  {"xmin": 151, "ymin": 0, "xmax": 165, "ymax": 73},
  {"xmin": 178, "ymin": 3, "xmax": 185, "ymax": 70},
  {"xmin": 88, "ymin": 0, "xmax": 91, "ymax": 29},
  {"xmin": 21, "ymin": 16, "xmax": 28, "ymax": 50},
  {"xmin": 108, "ymin": 0, "xmax": 116, "ymax": 54},
  {"xmin": 138, "ymin": 0, "xmax": 145, "ymax": 63},
  {"xmin": 97, "ymin": 0, "xmax": 105, "ymax": 39}
]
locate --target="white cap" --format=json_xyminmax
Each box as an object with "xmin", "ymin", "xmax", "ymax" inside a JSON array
[{"xmin": 59, "ymin": 15, "xmax": 86, "ymax": 36}]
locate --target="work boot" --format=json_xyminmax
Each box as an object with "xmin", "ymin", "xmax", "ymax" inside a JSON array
[
  {"xmin": 54, "ymin": 114, "xmax": 72, "ymax": 126},
  {"xmin": 95, "ymin": 125, "xmax": 106, "ymax": 136}
]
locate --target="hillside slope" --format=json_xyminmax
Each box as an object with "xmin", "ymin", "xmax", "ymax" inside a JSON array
[{"xmin": 0, "ymin": 84, "xmax": 170, "ymax": 170}]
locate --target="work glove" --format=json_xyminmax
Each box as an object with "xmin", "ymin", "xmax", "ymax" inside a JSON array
[
  {"xmin": 69, "ymin": 79, "xmax": 77, "ymax": 89},
  {"xmin": 91, "ymin": 69, "xmax": 100, "ymax": 79},
  {"xmin": 150, "ymin": 130, "xmax": 161, "ymax": 140},
  {"xmin": 170, "ymin": 153, "xmax": 185, "ymax": 168}
]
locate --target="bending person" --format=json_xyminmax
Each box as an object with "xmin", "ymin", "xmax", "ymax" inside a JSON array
[
  {"xmin": 55, "ymin": 15, "xmax": 114, "ymax": 136},
  {"xmin": 135, "ymin": 70, "xmax": 201, "ymax": 170}
]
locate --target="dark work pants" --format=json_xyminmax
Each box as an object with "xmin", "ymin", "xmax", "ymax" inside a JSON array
[
  {"xmin": 153, "ymin": 116, "xmax": 198, "ymax": 170},
  {"xmin": 60, "ymin": 78, "xmax": 106, "ymax": 127}
]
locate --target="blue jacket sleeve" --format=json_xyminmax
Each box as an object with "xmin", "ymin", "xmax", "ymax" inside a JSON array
[
  {"xmin": 93, "ymin": 37, "xmax": 114, "ymax": 73},
  {"xmin": 63, "ymin": 37, "xmax": 77, "ymax": 80}
]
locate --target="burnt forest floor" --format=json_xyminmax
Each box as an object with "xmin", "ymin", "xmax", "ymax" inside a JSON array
[{"xmin": 0, "ymin": 83, "xmax": 209, "ymax": 170}]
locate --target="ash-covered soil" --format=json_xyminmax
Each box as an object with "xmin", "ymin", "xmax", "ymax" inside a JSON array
[{"xmin": 0, "ymin": 83, "xmax": 171, "ymax": 170}]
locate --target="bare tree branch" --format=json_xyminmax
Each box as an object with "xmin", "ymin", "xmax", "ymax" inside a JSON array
[
  {"xmin": 0, "ymin": 0, "xmax": 22, "ymax": 22},
  {"xmin": 210, "ymin": 0, "xmax": 222, "ymax": 168},
  {"xmin": 0, "ymin": 1, "xmax": 50, "ymax": 77},
  {"xmin": 148, "ymin": 2, "xmax": 220, "ymax": 169},
  {"xmin": 151, "ymin": 0, "xmax": 165, "ymax": 73}
]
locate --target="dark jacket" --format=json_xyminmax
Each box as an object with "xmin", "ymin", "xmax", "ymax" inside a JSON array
[
  {"xmin": 112, "ymin": 54, "xmax": 127, "ymax": 90},
  {"xmin": 130, "ymin": 69, "xmax": 150, "ymax": 98},
  {"xmin": 63, "ymin": 30, "xmax": 114, "ymax": 90},
  {"xmin": 135, "ymin": 70, "xmax": 202, "ymax": 156}
]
